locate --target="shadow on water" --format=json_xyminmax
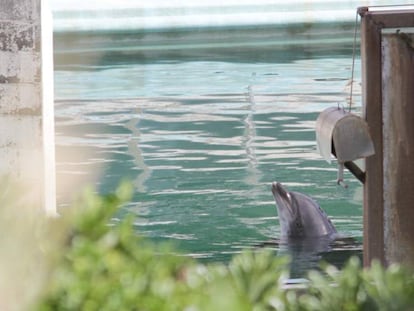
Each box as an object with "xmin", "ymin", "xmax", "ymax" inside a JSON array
[
  {"xmin": 257, "ymin": 236, "xmax": 362, "ymax": 278},
  {"xmin": 53, "ymin": 21, "xmax": 357, "ymax": 70}
]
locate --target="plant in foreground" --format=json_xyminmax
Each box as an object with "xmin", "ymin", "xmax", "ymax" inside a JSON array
[{"xmin": 1, "ymin": 181, "xmax": 409, "ymax": 311}]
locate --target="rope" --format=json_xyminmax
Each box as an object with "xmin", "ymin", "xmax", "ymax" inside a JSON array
[{"xmin": 348, "ymin": 10, "xmax": 359, "ymax": 112}]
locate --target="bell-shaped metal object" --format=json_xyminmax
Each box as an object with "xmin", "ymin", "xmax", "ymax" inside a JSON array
[{"xmin": 315, "ymin": 107, "xmax": 375, "ymax": 185}]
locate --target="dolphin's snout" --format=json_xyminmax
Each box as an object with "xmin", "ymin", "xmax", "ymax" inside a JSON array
[
  {"xmin": 272, "ymin": 181, "xmax": 293, "ymax": 205},
  {"xmin": 271, "ymin": 182, "xmax": 278, "ymax": 195},
  {"xmin": 271, "ymin": 181, "xmax": 286, "ymax": 197}
]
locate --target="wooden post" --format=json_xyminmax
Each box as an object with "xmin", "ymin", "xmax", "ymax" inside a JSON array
[
  {"xmin": 360, "ymin": 7, "xmax": 385, "ymax": 265},
  {"xmin": 0, "ymin": 0, "xmax": 56, "ymax": 214},
  {"xmin": 360, "ymin": 7, "xmax": 414, "ymax": 267},
  {"xmin": 382, "ymin": 29, "xmax": 414, "ymax": 267}
]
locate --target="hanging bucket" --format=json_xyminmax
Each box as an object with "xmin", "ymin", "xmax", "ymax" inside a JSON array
[{"xmin": 315, "ymin": 107, "xmax": 375, "ymax": 185}]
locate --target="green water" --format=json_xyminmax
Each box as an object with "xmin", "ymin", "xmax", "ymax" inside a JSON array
[{"xmin": 54, "ymin": 46, "xmax": 362, "ymax": 275}]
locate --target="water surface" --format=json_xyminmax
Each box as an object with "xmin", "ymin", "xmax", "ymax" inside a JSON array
[{"xmin": 54, "ymin": 49, "xmax": 363, "ymax": 274}]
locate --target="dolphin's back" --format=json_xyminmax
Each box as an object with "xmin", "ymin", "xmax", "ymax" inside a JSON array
[{"xmin": 292, "ymin": 191, "xmax": 337, "ymax": 238}]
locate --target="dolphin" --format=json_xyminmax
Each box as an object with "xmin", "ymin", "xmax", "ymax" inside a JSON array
[{"xmin": 271, "ymin": 182, "xmax": 337, "ymax": 239}]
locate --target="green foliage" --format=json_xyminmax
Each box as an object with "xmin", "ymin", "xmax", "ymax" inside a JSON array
[
  {"xmin": 300, "ymin": 257, "xmax": 376, "ymax": 311},
  {"xmin": 183, "ymin": 251, "xmax": 290, "ymax": 311},
  {"xmin": 37, "ymin": 182, "xmax": 193, "ymax": 311},
  {"xmin": 362, "ymin": 261, "xmax": 414, "ymax": 311},
  {"xmin": 34, "ymin": 183, "xmax": 414, "ymax": 311},
  {"xmin": 299, "ymin": 258, "xmax": 414, "ymax": 311},
  {"xmin": 35, "ymin": 182, "xmax": 291, "ymax": 311}
]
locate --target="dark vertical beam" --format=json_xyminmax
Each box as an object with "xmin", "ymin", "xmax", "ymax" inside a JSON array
[{"xmin": 360, "ymin": 8, "xmax": 385, "ymax": 266}]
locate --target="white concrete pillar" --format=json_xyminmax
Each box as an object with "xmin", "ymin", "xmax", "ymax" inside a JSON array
[{"xmin": 0, "ymin": 0, "xmax": 56, "ymax": 215}]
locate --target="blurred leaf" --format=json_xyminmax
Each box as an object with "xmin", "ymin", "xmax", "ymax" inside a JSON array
[{"xmin": 31, "ymin": 181, "xmax": 414, "ymax": 311}]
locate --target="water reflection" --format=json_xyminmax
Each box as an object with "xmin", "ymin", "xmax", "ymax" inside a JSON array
[
  {"xmin": 54, "ymin": 56, "xmax": 363, "ymax": 274},
  {"xmin": 124, "ymin": 116, "xmax": 151, "ymax": 193},
  {"xmin": 259, "ymin": 237, "xmax": 362, "ymax": 278}
]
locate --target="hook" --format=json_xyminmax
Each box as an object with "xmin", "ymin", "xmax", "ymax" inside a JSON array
[{"xmin": 337, "ymin": 163, "xmax": 348, "ymax": 188}]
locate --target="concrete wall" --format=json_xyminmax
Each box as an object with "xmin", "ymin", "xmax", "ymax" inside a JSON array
[{"xmin": 0, "ymin": 0, "xmax": 55, "ymax": 214}]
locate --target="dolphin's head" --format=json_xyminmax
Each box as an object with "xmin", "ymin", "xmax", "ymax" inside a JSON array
[
  {"xmin": 271, "ymin": 181, "xmax": 337, "ymax": 238},
  {"xmin": 271, "ymin": 182, "xmax": 303, "ymax": 237}
]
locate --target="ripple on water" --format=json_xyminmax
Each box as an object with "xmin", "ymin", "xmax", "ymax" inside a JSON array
[{"xmin": 55, "ymin": 57, "xmax": 363, "ymax": 274}]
